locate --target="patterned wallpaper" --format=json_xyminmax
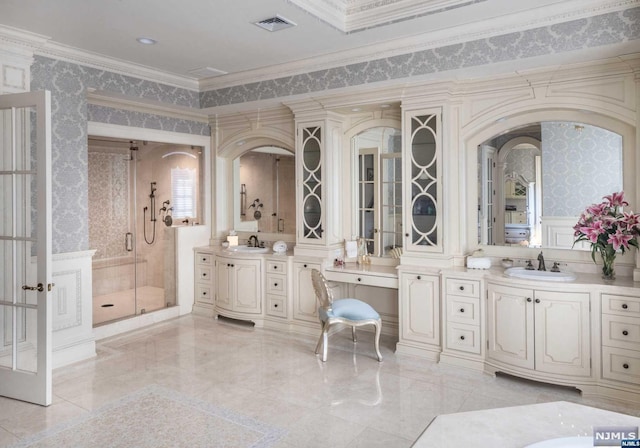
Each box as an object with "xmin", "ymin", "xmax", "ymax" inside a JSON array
[
  {"xmin": 200, "ymin": 8, "xmax": 640, "ymax": 108},
  {"xmin": 30, "ymin": 56, "xmax": 205, "ymax": 253},
  {"xmin": 542, "ymin": 122, "xmax": 622, "ymax": 217},
  {"xmin": 505, "ymin": 146, "xmax": 538, "ymax": 182}
]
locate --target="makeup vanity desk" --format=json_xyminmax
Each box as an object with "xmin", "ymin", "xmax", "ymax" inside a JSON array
[{"xmin": 323, "ymin": 263, "xmax": 399, "ymax": 289}]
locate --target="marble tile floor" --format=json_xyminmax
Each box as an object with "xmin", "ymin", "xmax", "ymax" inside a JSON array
[{"xmin": 1, "ymin": 314, "xmax": 638, "ymax": 447}]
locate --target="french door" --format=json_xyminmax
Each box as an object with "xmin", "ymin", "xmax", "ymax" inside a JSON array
[{"xmin": 0, "ymin": 91, "xmax": 52, "ymax": 406}]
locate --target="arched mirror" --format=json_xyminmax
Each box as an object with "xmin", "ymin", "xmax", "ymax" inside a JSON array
[
  {"xmin": 352, "ymin": 126, "xmax": 402, "ymax": 256},
  {"xmin": 233, "ymin": 146, "xmax": 296, "ymax": 235},
  {"xmin": 478, "ymin": 121, "xmax": 623, "ymax": 249}
]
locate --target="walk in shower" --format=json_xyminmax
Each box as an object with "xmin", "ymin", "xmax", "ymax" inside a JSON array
[{"xmin": 88, "ymin": 137, "xmax": 202, "ymax": 326}]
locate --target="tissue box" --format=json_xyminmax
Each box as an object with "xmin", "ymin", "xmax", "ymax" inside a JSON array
[
  {"xmin": 467, "ymin": 256, "xmax": 491, "ymax": 269},
  {"xmin": 226, "ymin": 235, "xmax": 239, "ymax": 247}
]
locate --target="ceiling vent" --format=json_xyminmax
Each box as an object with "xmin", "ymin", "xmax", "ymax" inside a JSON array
[
  {"xmin": 188, "ymin": 67, "xmax": 228, "ymax": 79},
  {"xmin": 254, "ymin": 15, "xmax": 297, "ymax": 32}
]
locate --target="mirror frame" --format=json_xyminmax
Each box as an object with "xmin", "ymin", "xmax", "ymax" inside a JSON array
[{"xmin": 464, "ymin": 108, "xmax": 637, "ymax": 265}]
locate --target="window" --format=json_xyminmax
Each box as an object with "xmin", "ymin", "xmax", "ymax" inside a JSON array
[{"xmin": 171, "ymin": 167, "xmax": 197, "ymax": 219}]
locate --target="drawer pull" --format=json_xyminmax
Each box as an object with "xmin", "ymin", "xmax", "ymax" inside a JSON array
[
  {"xmin": 535, "ymin": 298, "xmax": 540, "ymax": 304},
  {"xmin": 202, "ymin": 273, "xmax": 207, "ymax": 277},
  {"xmin": 460, "ymin": 335, "xmax": 465, "ymax": 341},
  {"xmin": 459, "ymin": 286, "xmax": 464, "ymax": 291},
  {"xmin": 304, "ymin": 264, "xmax": 308, "ymax": 268},
  {"xmin": 274, "ymin": 283, "xmax": 278, "ymax": 287},
  {"xmin": 274, "ymin": 304, "xmax": 278, "ymax": 308},
  {"xmin": 203, "ymin": 292, "xmax": 207, "ymax": 296},
  {"xmin": 623, "ymin": 363, "xmax": 630, "ymax": 369},
  {"xmin": 622, "ymin": 330, "xmax": 629, "ymax": 336},
  {"xmin": 417, "ymin": 276, "xmax": 422, "ymax": 280},
  {"xmin": 526, "ymin": 297, "xmax": 532, "ymax": 303},
  {"xmin": 622, "ymin": 303, "xmax": 628, "ymax": 309},
  {"xmin": 357, "ymin": 277, "xmax": 362, "ymax": 282},
  {"xmin": 459, "ymin": 308, "xmax": 465, "ymax": 313},
  {"xmin": 274, "ymin": 266, "xmax": 278, "ymax": 269},
  {"xmin": 202, "ymin": 257, "xmax": 207, "ymax": 262}
]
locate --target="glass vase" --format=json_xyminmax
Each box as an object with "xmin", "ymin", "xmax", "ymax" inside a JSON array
[{"xmin": 600, "ymin": 248, "xmax": 616, "ymax": 281}]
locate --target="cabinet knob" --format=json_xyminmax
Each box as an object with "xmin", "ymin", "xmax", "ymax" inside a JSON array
[
  {"xmin": 357, "ymin": 277, "xmax": 362, "ymax": 282},
  {"xmin": 459, "ymin": 286, "xmax": 465, "ymax": 291},
  {"xmin": 405, "ymin": 233, "xmax": 409, "ymax": 237},
  {"xmin": 202, "ymin": 273, "xmax": 207, "ymax": 277},
  {"xmin": 526, "ymin": 297, "xmax": 532, "ymax": 302},
  {"xmin": 274, "ymin": 304, "xmax": 278, "ymax": 308},
  {"xmin": 460, "ymin": 335, "xmax": 465, "ymax": 341},
  {"xmin": 459, "ymin": 308, "xmax": 465, "ymax": 313},
  {"xmin": 417, "ymin": 275, "xmax": 422, "ymax": 280},
  {"xmin": 274, "ymin": 266, "xmax": 278, "ymax": 270},
  {"xmin": 304, "ymin": 264, "xmax": 308, "ymax": 268},
  {"xmin": 623, "ymin": 363, "xmax": 630, "ymax": 369},
  {"xmin": 202, "ymin": 257, "xmax": 207, "ymax": 262},
  {"xmin": 203, "ymin": 292, "xmax": 207, "ymax": 296},
  {"xmin": 535, "ymin": 298, "xmax": 540, "ymax": 304},
  {"xmin": 274, "ymin": 283, "xmax": 278, "ymax": 287},
  {"xmin": 623, "ymin": 330, "xmax": 629, "ymax": 336},
  {"xmin": 622, "ymin": 303, "xmax": 628, "ymax": 309}
]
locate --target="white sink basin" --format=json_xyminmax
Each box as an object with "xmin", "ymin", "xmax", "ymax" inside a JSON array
[
  {"xmin": 504, "ymin": 267, "xmax": 576, "ymax": 282},
  {"xmin": 225, "ymin": 245, "xmax": 270, "ymax": 254}
]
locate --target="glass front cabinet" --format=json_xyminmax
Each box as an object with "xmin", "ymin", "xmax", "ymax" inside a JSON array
[
  {"xmin": 403, "ymin": 109, "xmax": 442, "ymax": 253},
  {"xmin": 296, "ymin": 117, "xmax": 343, "ymax": 248}
]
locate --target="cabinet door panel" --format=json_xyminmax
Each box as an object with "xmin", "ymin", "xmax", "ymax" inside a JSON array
[
  {"xmin": 400, "ymin": 273, "xmax": 439, "ymax": 345},
  {"xmin": 293, "ymin": 262, "xmax": 321, "ymax": 323},
  {"xmin": 487, "ymin": 284, "xmax": 534, "ymax": 369},
  {"xmin": 534, "ymin": 291, "xmax": 590, "ymax": 376},
  {"xmin": 215, "ymin": 260, "xmax": 232, "ymax": 311},
  {"xmin": 234, "ymin": 261, "xmax": 261, "ymax": 314}
]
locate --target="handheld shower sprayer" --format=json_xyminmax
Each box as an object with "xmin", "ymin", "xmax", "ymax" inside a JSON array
[{"xmin": 144, "ymin": 181, "xmax": 158, "ymax": 244}]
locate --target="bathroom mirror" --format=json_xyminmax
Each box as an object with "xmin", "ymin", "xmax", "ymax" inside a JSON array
[
  {"xmin": 477, "ymin": 121, "xmax": 623, "ymax": 249},
  {"xmin": 233, "ymin": 146, "xmax": 296, "ymax": 235}
]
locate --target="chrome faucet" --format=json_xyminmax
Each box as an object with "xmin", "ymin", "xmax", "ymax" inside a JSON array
[
  {"xmin": 248, "ymin": 235, "xmax": 259, "ymax": 247},
  {"xmin": 537, "ymin": 251, "xmax": 546, "ymax": 271}
]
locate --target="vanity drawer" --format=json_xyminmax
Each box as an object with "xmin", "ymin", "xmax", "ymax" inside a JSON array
[
  {"xmin": 602, "ymin": 346, "xmax": 640, "ymax": 384},
  {"xmin": 195, "ymin": 284, "xmax": 213, "ymax": 304},
  {"xmin": 446, "ymin": 323, "xmax": 481, "ymax": 354},
  {"xmin": 446, "ymin": 296, "xmax": 480, "ymax": 325},
  {"xmin": 445, "ymin": 278, "xmax": 480, "ymax": 298},
  {"xmin": 602, "ymin": 294, "xmax": 640, "ymax": 317},
  {"xmin": 266, "ymin": 295, "xmax": 286, "ymax": 317},
  {"xmin": 266, "ymin": 274, "xmax": 286, "ymax": 295},
  {"xmin": 196, "ymin": 252, "xmax": 213, "ymax": 266},
  {"xmin": 267, "ymin": 260, "xmax": 287, "ymax": 274},
  {"xmin": 323, "ymin": 270, "xmax": 398, "ymax": 289},
  {"xmin": 196, "ymin": 266, "xmax": 212, "ymax": 282},
  {"xmin": 602, "ymin": 314, "xmax": 640, "ymax": 350}
]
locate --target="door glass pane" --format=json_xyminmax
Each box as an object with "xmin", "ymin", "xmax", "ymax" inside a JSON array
[{"xmin": 0, "ymin": 104, "xmax": 39, "ymax": 375}]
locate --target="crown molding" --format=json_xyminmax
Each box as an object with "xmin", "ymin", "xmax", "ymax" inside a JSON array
[
  {"xmin": 87, "ymin": 89, "xmax": 208, "ymax": 123},
  {"xmin": 37, "ymin": 41, "xmax": 199, "ymax": 91},
  {"xmin": 200, "ymin": 0, "xmax": 638, "ymax": 91}
]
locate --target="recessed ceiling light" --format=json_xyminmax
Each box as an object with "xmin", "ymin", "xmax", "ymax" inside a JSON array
[
  {"xmin": 136, "ymin": 37, "xmax": 157, "ymax": 45},
  {"xmin": 380, "ymin": 104, "xmax": 391, "ymax": 108},
  {"xmin": 351, "ymin": 107, "xmax": 361, "ymax": 112},
  {"xmin": 237, "ymin": 140, "xmax": 246, "ymax": 146}
]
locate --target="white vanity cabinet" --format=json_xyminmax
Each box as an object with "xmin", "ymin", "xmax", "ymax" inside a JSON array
[
  {"xmin": 601, "ymin": 293, "xmax": 640, "ymax": 385},
  {"xmin": 193, "ymin": 249, "xmax": 215, "ymax": 316},
  {"xmin": 487, "ymin": 282, "xmax": 591, "ymax": 380},
  {"xmin": 396, "ymin": 270, "xmax": 440, "ymax": 360},
  {"xmin": 215, "ymin": 255, "xmax": 262, "ymax": 318}
]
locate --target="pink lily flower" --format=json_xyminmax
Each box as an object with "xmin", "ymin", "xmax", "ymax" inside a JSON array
[
  {"xmin": 622, "ymin": 211, "xmax": 640, "ymax": 232},
  {"xmin": 603, "ymin": 191, "xmax": 628, "ymax": 208},
  {"xmin": 608, "ymin": 228, "xmax": 633, "ymax": 251},
  {"xmin": 579, "ymin": 220, "xmax": 605, "ymax": 243}
]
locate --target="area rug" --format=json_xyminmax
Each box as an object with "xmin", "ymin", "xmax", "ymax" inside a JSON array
[{"xmin": 10, "ymin": 385, "xmax": 286, "ymax": 448}]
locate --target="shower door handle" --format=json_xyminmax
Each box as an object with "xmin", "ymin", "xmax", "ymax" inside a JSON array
[{"xmin": 125, "ymin": 232, "xmax": 133, "ymax": 252}]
